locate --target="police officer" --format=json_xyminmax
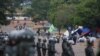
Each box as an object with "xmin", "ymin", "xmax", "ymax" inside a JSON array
[
  {"xmin": 62, "ymin": 38, "xmax": 66, "ymax": 56},
  {"xmin": 42, "ymin": 39, "xmax": 47, "ymax": 56},
  {"xmin": 47, "ymin": 31, "xmax": 50, "ymax": 39},
  {"xmin": 5, "ymin": 40, "xmax": 18, "ymax": 56},
  {"xmin": 48, "ymin": 37, "xmax": 56, "ymax": 56},
  {"xmin": 28, "ymin": 38, "xmax": 36, "ymax": 56},
  {"xmin": 62, "ymin": 38, "xmax": 75, "ymax": 56},
  {"xmin": 85, "ymin": 39, "xmax": 94, "ymax": 56},
  {"xmin": 0, "ymin": 36, "xmax": 5, "ymax": 56},
  {"xmin": 72, "ymin": 33, "xmax": 77, "ymax": 45},
  {"xmin": 97, "ymin": 41, "xmax": 100, "ymax": 56},
  {"xmin": 37, "ymin": 38, "xmax": 42, "ymax": 56},
  {"xmin": 37, "ymin": 28, "xmax": 41, "ymax": 36}
]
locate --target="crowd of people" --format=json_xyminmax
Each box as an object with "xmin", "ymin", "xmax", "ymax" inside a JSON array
[
  {"xmin": 0, "ymin": 25, "xmax": 100, "ymax": 56},
  {"xmin": 35, "ymin": 26, "xmax": 100, "ymax": 56}
]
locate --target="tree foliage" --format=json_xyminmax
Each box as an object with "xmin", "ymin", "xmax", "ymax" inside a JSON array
[
  {"xmin": 0, "ymin": 0, "xmax": 23, "ymax": 25},
  {"xmin": 76, "ymin": 0, "xmax": 100, "ymax": 28},
  {"xmin": 26, "ymin": 0, "xmax": 50, "ymax": 20},
  {"xmin": 48, "ymin": 0, "xmax": 78, "ymax": 28},
  {"xmin": 26, "ymin": 0, "xmax": 100, "ymax": 28},
  {"xmin": 0, "ymin": 0, "xmax": 22, "ymax": 25},
  {"xmin": 0, "ymin": 0, "xmax": 12, "ymax": 25},
  {"xmin": 48, "ymin": 0, "xmax": 100, "ymax": 28}
]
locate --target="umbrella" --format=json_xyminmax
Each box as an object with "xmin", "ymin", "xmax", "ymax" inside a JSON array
[
  {"xmin": 9, "ymin": 28, "xmax": 36, "ymax": 40},
  {"xmin": 9, "ymin": 30, "xmax": 24, "ymax": 39}
]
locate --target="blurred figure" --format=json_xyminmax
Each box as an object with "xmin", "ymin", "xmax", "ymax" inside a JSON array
[
  {"xmin": 85, "ymin": 39, "xmax": 94, "ymax": 56},
  {"xmin": 42, "ymin": 39, "xmax": 47, "ymax": 56},
  {"xmin": 97, "ymin": 41, "xmax": 100, "ymax": 56},
  {"xmin": 0, "ymin": 30, "xmax": 3, "ymax": 33},
  {"xmin": 37, "ymin": 39, "xmax": 42, "ymax": 56},
  {"xmin": 37, "ymin": 28, "xmax": 41, "ymax": 36},
  {"xmin": 88, "ymin": 35, "xmax": 96, "ymax": 47},
  {"xmin": 72, "ymin": 36, "xmax": 77, "ymax": 45},
  {"xmin": 5, "ymin": 40, "xmax": 18, "ymax": 56},
  {"xmin": 71, "ymin": 32, "xmax": 78, "ymax": 45},
  {"xmin": 46, "ymin": 31, "xmax": 50, "ymax": 39},
  {"xmin": 0, "ymin": 36, "xmax": 5, "ymax": 56},
  {"xmin": 62, "ymin": 38, "xmax": 75, "ymax": 56},
  {"xmin": 78, "ymin": 36, "xmax": 87, "ymax": 42},
  {"xmin": 22, "ymin": 23, "xmax": 26, "ymax": 29},
  {"xmin": 43, "ymin": 27, "xmax": 46, "ymax": 33},
  {"xmin": 48, "ymin": 37, "xmax": 56, "ymax": 56},
  {"xmin": 28, "ymin": 38, "xmax": 36, "ymax": 56}
]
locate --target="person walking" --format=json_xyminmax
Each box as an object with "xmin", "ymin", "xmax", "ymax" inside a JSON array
[
  {"xmin": 37, "ymin": 39, "xmax": 42, "ymax": 56},
  {"xmin": 85, "ymin": 39, "xmax": 94, "ymax": 56},
  {"xmin": 42, "ymin": 39, "xmax": 47, "ymax": 56},
  {"xmin": 48, "ymin": 38, "xmax": 56, "ymax": 56},
  {"xmin": 62, "ymin": 38, "xmax": 75, "ymax": 56}
]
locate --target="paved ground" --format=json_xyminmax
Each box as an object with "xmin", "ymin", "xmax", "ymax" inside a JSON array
[{"xmin": 0, "ymin": 26, "xmax": 99, "ymax": 56}]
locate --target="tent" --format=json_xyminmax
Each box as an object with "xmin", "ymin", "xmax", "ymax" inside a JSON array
[
  {"xmin": 63, "ymin": 30, "xmax": 69, "ymax": 37},
  {"xmin": 81, "ymin": 27, "xmax": 90, "ymax": 36},
  {"xmin": 48, "ymin": 24, "xmax": 57, "ymax": 33}
]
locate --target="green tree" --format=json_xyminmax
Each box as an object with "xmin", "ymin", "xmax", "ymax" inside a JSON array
[
  {"xmin": 0, "ymin": 0, "xmax": 23, "ymax": 25},
  {"xmin": 0, "ymin": 0, "xmax": 12, "ymax": 25},
  {"xmin": 48, "ymin": 0, "xmax": 71, "ymax": 34},
  {"xmin": 76, "ymin": 0, "xmax": 100, "ymax": 28},
  {"xmin": 48, "ymin": 0, "xmax": 78, "ymax": 27},
  {"xmin": 26, "ymin": 0, "xmax": 100, "ymax": 29},
  {"xmin": 26, "ymin": 0, "xmax": 50, "ymax": 20}
]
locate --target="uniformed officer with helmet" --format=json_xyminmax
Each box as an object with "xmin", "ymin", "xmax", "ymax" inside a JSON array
[{"xmin": 48, "ymin": 37, "xmax": 57, "ymax": 56}]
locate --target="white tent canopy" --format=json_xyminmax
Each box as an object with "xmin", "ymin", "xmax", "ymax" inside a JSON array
[{"xmin": 63, "ymin": 30, "xmax": 69, "ymax": 37}]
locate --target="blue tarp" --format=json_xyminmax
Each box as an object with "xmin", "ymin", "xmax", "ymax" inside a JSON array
[
  {"xmin": 82, "ymin": 28, "xmax": 90, "ymax": 33},
  {"xmin": 75, "ymin": 27, "xmax": 90, "ymax": 35}
]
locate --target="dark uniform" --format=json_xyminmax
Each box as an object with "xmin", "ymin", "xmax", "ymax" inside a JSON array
[
  {"xmin": 62, "ymin": 39, "xmax": 75, "ymax": 56},
  {"xmin": 48, "ymin": 38, "xmax": 56, "ymax": 56},
  {"xmin": 37, "ymin": 39, "xmax": 42, "ymax": 56},
  {"xmin": 28, "ymin": 44, "xmax": 36, "ymax": 56},
  {"xmin": 8, "ymin": 28, "xmax": 36, "ymax": 56},
  {"xmin": 47, "ymin": 32, "xmax": 50, "ymax": 39},
  {"xmin": 97, "ymin": 42, "xmax": 100, "ymax": 56},
  {"xmin": 5, "ymin": 40, "xmax": 18, "ymax": 56},
  {"xmin": 42, "ymin": 39, "xmax": 47, "ymax": 56},
  {"xmin": 0, "ymin": 36, "xmax": 5, "ymax": 56},
  {"xmin": 0, "ymin": 32, "xmax": 3, "ymax": 56},
  {"xmin": 28, "ymin": 39, "xmax": 36, "ymax": 56},
  {"xmin": 18, "ymin": 41, "xmax": 36, "ymax": 56},
  {"xmin": 85, "ymin": 40, "xmax": 94, "ymax": 56},
  {"xmin": 72, "ymin": 33, "xmax": 77, "ymax": 45},
  {"xmin": 37, "ymin": 28, "xmax": 40, "ymax": 36}
]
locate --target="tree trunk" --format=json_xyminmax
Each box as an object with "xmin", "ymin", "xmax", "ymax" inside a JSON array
[{"xmin": 58, "ymin": 27, "xmax": 61, "ymax": 36}]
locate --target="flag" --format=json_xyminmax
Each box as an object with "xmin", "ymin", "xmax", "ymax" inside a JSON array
[{"xmin": 48, "ymin": 24, "xmax": 56, "ymax": 33}]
